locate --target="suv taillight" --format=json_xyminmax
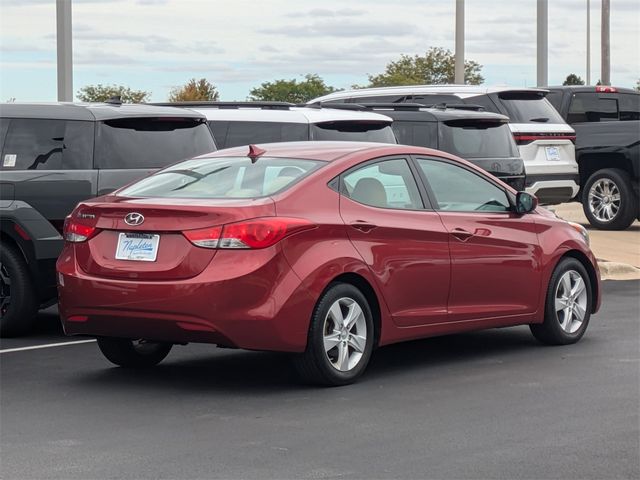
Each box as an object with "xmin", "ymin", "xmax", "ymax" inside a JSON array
[
  {"xmin": 63, "ymin": 215, "xmax": 99, "ymax": 242},
  {"xmin": 183, "ymin": 217, "xmax": 315, "ymax": 249},
  {"xmin": 513, "ymin": 133, "xmax": 576, "ymax": 146}
]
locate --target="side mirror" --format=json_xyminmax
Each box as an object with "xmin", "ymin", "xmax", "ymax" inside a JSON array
[{"xmin": 515, "ymin": 191, "xmax": 538, "ymax": 214}]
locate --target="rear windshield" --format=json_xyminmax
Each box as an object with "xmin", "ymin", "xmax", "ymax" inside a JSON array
[
  {"xmin": 311, "ymin": 121, "xmax": 396, "ymax": 143},
  {"xmin": 95, "ymin": 117, "xmax": 216, "ymax": 169},
  {"xmin": 497, "ymin": 92, "xmax": 565, "ymax": 124},
  {"xmin": 117, "ymin": 156, "xmax": 323, "ymax": 199},
  {"xmin": 439, "ymin": 121, "xmax": 519, "ymax": 158},
  {"xmin": 210, "ymin": 121, "xmax": 308, "ymax": 149}
]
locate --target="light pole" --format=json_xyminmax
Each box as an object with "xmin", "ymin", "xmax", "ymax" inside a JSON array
[
  {"xmin": 454, "ymin": 0, "xmax": 465, "ymax": 84},
  {"xmin": 601, "ymin": 0, "xmax": 610, "ymax": 85},
  {"xmin": 56, "ymin": 0, "xmax": 73, "ymax": 101},
  {"xmin": 536, "ymin": 0, "xmax": 548, "ymax": 87},
  {"xmin": 586, "ymin": 0, "xmax": 591, "ymax": 85}
]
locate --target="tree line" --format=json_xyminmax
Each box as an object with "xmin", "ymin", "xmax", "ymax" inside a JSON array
[{"xmin": 75, "ymin": 47, "xmax": 640, "ymax": 103}]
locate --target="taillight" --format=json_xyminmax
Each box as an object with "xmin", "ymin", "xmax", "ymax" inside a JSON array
[
  {"xmin": 63, "ymin": 216, "xmax": 99, "ymax": 242},
  {"xmin": 183, "ymin": 217, "xmax": 315, "ymax": 249},
  {"xmin": 513, "ymin": 133, "xmax": 576, "ymax": 146},
  {"xmin": 595, "ymin": 86, "xmax": 617, "ymax": 93}
]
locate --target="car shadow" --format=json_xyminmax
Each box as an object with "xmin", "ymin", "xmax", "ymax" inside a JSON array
[{"xmin": 71, "ymin": 326, "xmax": 548, "ymax": 395}]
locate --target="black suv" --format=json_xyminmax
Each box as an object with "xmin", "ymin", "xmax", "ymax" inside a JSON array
[
  {"xmin": 0, "ymin": 102, "xmax": 216, "ymax": 335},
  {"xmin": 320, "ymin": 103, "xmax": 526, "ymax": 191},
  {"xmin": 546, "ymin": 86, "xmax": 640, "ymax": 229}
]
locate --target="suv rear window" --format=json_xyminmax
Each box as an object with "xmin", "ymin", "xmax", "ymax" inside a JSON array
[
  {"xmin": 497, "ymin": 92, "xmax": 565, "ymax": 124},
  {"xmin": 1, "ymin": 119, "xmax": 93, "ymax": 170},
  {"xmin": 439, "ymin": 121, "xmax": 518, "ymax": 158},
  {"xmin": 210, "ymin": 121, "xmax": 308, "ymax": 149},
  {"xmin": 311, "ymin": 121, "xmax": 396, "ymax": 143},
  {"xmin": 118, "ymin": 156, "xmax": 323, "ymax": 199},
  {"xmin": 95, "ymin": 117, "xmax": 215, "ymax": 169}
]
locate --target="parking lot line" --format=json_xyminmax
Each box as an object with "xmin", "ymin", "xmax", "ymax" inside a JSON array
[{"xmin": 0, "ymin": 339, "xmax": 97, "ymax": 354}]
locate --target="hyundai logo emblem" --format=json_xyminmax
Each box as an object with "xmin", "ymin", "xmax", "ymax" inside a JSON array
[{"xmin": 124, "ymin": 212, "xmax": 145, "ymax": 226}]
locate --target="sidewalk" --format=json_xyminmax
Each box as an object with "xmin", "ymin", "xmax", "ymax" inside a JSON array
[{"xmin": 553, "ymin": 202, "xmax": 640, "ymax": 280}]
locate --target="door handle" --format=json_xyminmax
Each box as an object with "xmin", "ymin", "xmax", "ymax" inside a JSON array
[
  {"xmin": 450, "ymin": 228, "xmax": 474, "ymax": 242},
  {"xmin": 350, "ymin": 222, "xmax": 377, "ymax": 233}
]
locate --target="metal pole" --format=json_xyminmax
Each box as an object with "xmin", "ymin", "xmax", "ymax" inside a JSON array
[
  {"xmin": 536, "ymin": 0, "xmax": 548, "ymax": 87},
  {"xmin": 56, "ymin": 0, "xmax": 73, "ymax": 101},
  {"xmin": 586, "ymin": 0, "xmax": 591, "ymax": 85},
  {"xmin": 454, "ymin": 0, "xmax": 465, "ymax": 84},
  {"xmin": 601, "ymin": 0, "xmax": 610, "ymax": 85}
]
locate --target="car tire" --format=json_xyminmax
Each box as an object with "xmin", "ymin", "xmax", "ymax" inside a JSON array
[
  {"xmin": 293, "ymin": 283, "xmax": 374, "ymax": 387},
  {"xmin": 0, "ymin": 242, "xmax": 38, "ymax": 337},
  {"xmin": 97, "ymin": 337, "xmax": 173, "ymax": 367},
  {"xmin": 530, "ymin": 257, "xmax": 592, "ymax": 345},
  {"xmin": 582, "ymin": 168, "xmax": 638, "ymax": 230}
]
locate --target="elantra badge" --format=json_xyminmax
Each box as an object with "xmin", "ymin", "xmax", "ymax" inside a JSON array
[{"xmin": 124, "ymin": 212, "xmax": 145, "ymax": 226}]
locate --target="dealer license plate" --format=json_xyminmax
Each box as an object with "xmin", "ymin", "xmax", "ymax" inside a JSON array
[{"xmin": 115, "ymin": 232, "xmax": 160, "ymax": 262}]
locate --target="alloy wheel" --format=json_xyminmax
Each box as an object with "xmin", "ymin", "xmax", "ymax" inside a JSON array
[
  {"xmin": 322, "ymin": 297, "xmax": 367, "ymax": 372},
  {"xmin": 0, "ymin": 261, "xmax": 10, "ymax": 317},
  {"xmin": 588, "ymin": 178, "xmax": 621, "ymax": 222},
  {"xmin": 555, "ymin": 270, "xmax": 588, "ymax": 334}
]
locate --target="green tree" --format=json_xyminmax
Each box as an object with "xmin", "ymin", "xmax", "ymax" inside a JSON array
[
  {"xmin": 77, "ymin": 84, "xmax": 150, "ymax": 103},
  {"xmin": 366, "ymin": 47, "xmax": 483, "ymax": 87},
  {"xmin": 563, "ymin": 73, "xmax": 585, "ymax": 86},
  {"xmin": 635, "ymin": 79, "xmax": 640, "ymax": 91},
  {"xmin": 168, "ymin": 78, "xmax": 219, "ymax": 102},
  {"xmin": 249, "ymin": 74, "xmax": 337, "ymax": 103}
]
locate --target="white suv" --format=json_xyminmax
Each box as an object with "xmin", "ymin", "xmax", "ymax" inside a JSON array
[
  {"xmin": 311, "ymin": 86, "xmax": 579, "ymax": 204},
  {"xmin": 156, "ymin": 102, "xmax": 396, "ymax": 149}
]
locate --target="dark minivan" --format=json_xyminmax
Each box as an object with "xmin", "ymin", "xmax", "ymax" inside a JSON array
[{"xmin": 0, "ymin": 102, "xmax": 216, "ymax": 335}]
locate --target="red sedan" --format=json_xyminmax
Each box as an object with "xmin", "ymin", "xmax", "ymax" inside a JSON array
[{"xmin": 57, "ymin": 142, "xmax": 601, "ymax": 386}]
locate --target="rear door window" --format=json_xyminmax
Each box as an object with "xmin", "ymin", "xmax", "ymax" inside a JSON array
[
  {"xmin": 619, "ymin": 93, "xmax": 639, "ymax": 121},
  {"xmin": 391, "ymin": 121, "xmax": 438, "ymax": 148},
  {"xmin": 1, "ymin": 119, "xmax": 94, "ymax": 170},
  {"xmin": 95, "ymin": 117, "xmax": 215, "ymax": 169},
  {"xmin": 567, "ymin": 93, "xmax": 623, "ymax": 123},
  {"xmin": 496, "ymin": 92, "xmax": 565, "ymax": 123},
  {"xmin": 221, "ymin": 121, "xmax": 308, "ymax": 148},
  {"xmin": 311, "ymin": 121, "xmax": 396, "ymax": 143}
]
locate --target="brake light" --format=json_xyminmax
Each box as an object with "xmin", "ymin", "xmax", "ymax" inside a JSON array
[
  {"xmin": 63, "ymin": 217, "xmax": 99, "ymax": 242},
  {"xmin": 183, "ymin": 217, "xmax": 315, "ymax": 249},
  {"xmin": 513, "ymin": 133, "xmax": 576, "ymax": 145},
  {"xmin": 596, "ymin": 86, "xmax": 617, "ymax": 93}
]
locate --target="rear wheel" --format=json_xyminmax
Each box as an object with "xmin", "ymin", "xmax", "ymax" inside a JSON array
[
  {"xmin": 582, "ymin": 168, "xmax": 638, "ymax": 230},
  {"xmin": 97, "ymin": 337, "xmax": 172, "ymax": 367},
  {"xmin": 0, "ymin": 242, "xmax": 37, "ymax": 337},
  {"xmin": 530, "ymin": 257, "xmax": 592, "ymax": 345},
  {"xmin": 293, "ymin": 283, "xmax": 374, "ymax": 386}
]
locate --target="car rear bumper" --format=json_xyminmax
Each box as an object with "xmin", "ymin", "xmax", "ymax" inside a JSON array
[
  {"xmin": 56, "ymin": 245, "xmax": 315, "ymax": 352},
  {"xmin": 525, "ymin": 174, "xmax": 580, "ymax": 204}
]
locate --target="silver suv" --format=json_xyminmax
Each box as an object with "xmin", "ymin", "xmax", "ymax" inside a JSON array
[{"xmin": 311, "ymin": 85, "xmax": 579, "ymax": 204}]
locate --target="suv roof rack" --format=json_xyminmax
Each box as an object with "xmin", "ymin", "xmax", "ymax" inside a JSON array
[
  {"xmin": 426, "ymin": 103, "xmax": 485, "ymax": 111},
  {"xmin": 312, "ymin": 102, "xmax": 485, "ymax": 112},
  {"xmin": 149, "ymin": 101, "xmax": 295, "ymax": 110}
]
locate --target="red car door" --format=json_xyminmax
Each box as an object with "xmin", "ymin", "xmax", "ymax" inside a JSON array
[
  {"xmin": 338, "ymin": 157, "xmax": 451, "ymax": 327},
  {"xmin": 414, "ymin": 156, "xmax": 543, "ymax": 323}
]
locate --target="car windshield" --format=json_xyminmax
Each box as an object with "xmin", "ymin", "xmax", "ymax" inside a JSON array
[
  {"xmin": 95, "ymin": 117, "xmax": 216, "ymax": 169},
  {"xmin": 498, "ymin": 92, "xmax": 565, "ymax": 124},
  {"xmin": 117, "ymin": 156, "xmax": 323, "ymax": 199},
  {"xmin": 311, "ymin": 121, "xmax": 396, "ymax": 143},
  {"xmin": 439, "ymin": 121, "xmax": 519, "ymax": 158}
]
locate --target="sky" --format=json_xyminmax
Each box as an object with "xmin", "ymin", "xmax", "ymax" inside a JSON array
[{"xmin": 0, "ymin": 0, "xmax": 638, "ymax": 102}]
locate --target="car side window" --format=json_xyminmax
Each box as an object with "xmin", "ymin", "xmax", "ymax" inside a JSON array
[
  {"xmin": 619, "ymin": 93, "xmax": 640, "ymax": 121},
  {"xmin": 416, "ymin": 158, "xmax": 511, "ymax": 213},
  {"xmin": 0, "ymin": 119, "xmax": 93, "ymax": 170},
  {"xmin": 342, "ymin": 158, "xmax": 423, "ymax": 210},
  {"xmin": 568, "ymin": 93, "xmax": 620, "ymax": 123}
]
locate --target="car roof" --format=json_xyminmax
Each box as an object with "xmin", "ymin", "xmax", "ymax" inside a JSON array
[
  {"xmin": 311, "ymin": 84, "xmax": 550, "ymax": 103},
  {"xmin": 0, "ymin": 102, "xmax": 207, "ymax": 121},
  {"xmin": 189, "ymin": 105, "xmax": 393, "ymax": 124},
  {"xmin": 199, "ymin": 140, "xmax": 449, "ymax": 162},
  {"xmin": 546, "ymin": 85, "xmax": 639, "ymax": 94}
]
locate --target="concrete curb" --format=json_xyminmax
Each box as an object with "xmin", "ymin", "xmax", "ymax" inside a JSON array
[{"xmin": 598, "ymin": 260, "xmax": 640, "ymax": 281}]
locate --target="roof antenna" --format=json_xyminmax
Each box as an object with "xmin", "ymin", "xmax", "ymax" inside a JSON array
[
  {"xmin": 105, "ymin": 95, "xmax": 122, "ymax": 105},
  {"xmin": 248, "ymin": 144, "xmax": 266, "ymax": 164}
]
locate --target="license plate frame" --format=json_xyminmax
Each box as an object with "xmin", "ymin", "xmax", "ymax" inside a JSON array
[
  {"xmin": 115, "ymin": 232, "xmax": 160, "ymax": 262},
  {"xmin": 545, "ymin": 146, "xmax": 561, "ymax": 161}
]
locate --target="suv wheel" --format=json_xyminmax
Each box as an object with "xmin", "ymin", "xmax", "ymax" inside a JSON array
[
  {"xmin": 0, "ymin": 242, "xmax": 38, "ymax": 337},
  {"xmin": 582, "ymin": 168, "xmax": 638, "ymax": 230}
]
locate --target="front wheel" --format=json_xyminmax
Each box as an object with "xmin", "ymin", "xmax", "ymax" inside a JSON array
[
  {"xmin": 293, "ymin": 283, "xmax": 374, "ymax": 386},
  {"xmin": 530, "ymin": 257, "xmax": 592, "ymax": 345},
  {"xmin": 582, "ymin": 168, "xmax": 638, "ymax": 230},
  {"xmin": 97, "ymin": 337, "xmax": 173, "ymax": 367}
]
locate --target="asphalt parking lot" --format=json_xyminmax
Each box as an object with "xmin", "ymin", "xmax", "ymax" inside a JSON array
[{"xmin": 1, "ymin": 280, "xmax": 639, "ymax": 480}]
